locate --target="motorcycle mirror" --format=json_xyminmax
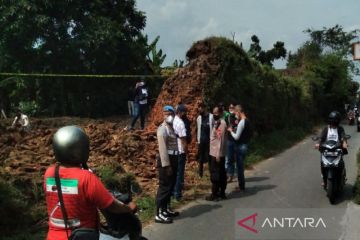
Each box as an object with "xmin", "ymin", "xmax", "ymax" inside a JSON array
[
  {"xmin": 311, "ymin": 136, "xmax": 319, "ymax": 141},
  {"xmin": 345, "ymin": 134, "xmax": 351, "ymax": 140}
]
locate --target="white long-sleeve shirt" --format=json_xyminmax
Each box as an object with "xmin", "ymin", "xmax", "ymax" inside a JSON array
[{"xmin": 230, "ymin": 119, "xmax": 245, "ymax": 141}]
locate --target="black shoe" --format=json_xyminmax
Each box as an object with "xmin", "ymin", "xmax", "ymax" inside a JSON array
[
  {"xmin": 219, "ymin": 194, "xmax": 227, "ymax": 200},
  {"xmin": 165, "ymin": 208, "xmax": 180, "ymax": 217},
  {"xmin": 155, "ymin": 212, "xmax": 173, "ymax": 224},
  {"xmin": 205, "ymin": 194, "xmax": 219, "ymax": 202}
]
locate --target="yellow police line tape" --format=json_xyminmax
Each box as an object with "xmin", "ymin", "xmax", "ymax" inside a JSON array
[{"xmin": 0, "ymin": 72, "xmax": 166, "ymax": 78}]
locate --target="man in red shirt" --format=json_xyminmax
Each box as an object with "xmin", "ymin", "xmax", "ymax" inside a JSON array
[{"xmin": 44, "ymin": 126, "xmax": 136, "ymax": 240}]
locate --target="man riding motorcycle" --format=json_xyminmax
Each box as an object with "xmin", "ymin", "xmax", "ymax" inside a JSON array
[
  {"xmin": 315, "ymin": 111, "xmax": 348, "ymax": 189},
  {"xmin": 44, "ymin": 126, "xmax": 143, "ymax": 240}
]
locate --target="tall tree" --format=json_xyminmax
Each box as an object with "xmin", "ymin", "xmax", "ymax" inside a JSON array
[
  {"xmin": 0, "ymin": 0, "xmax": 149, "ymax": 74},
  {"xmin": 0, "ymin": 0, "xmax": 154, "ymax": 115},
  {"xmin": 304, "ymin": 25, "xmax": 359, "ymax": 55},
  {"xmin": 288, "ymin": 25, "xmax": 360, "ymax": 116},
  {"xmin": 247, "ymin": 35, "xmax": 287, "ymax": 66}
]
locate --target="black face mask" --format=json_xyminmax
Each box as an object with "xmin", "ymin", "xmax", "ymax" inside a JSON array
[{"xmin": 213, "ymin": 115, "xmax": 220, "ymax": 121}]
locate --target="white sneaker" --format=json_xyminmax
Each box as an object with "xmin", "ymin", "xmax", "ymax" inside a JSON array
[{"xmin": 155, "ymin": 213, "xmax": 173, "ymax": 224}]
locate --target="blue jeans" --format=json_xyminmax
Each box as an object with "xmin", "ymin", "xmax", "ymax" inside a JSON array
[
  {"xmin": 236, "ymin": 144, "xmax": 248, "ymax": 189},
  {"xmin": 130, "ymin": 103, "xmax": 147, "ymax": 130},
  {"xmin": 174, "ymin": 153, "xmax": 186, "ymax": 199},
  {"xmin": 226, "ymin": 140, "xmax": 236, "ymax": 176}
]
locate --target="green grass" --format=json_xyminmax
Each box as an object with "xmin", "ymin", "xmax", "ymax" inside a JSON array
[
  {"xmin": 0, "ymin": 177, "xmax": 47, "ymax": 240},
  {"xmin": 353, "ymin": 150, "xmax": 360, "ymax": 204},
  {"xmin": 136, "ymin": 195, "xmax": 157, "ymax": 223}
]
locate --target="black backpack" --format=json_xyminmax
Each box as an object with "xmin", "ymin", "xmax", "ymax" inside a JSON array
[{"xmin": 183, "ymin": 116, "xmax": 192, "ymax": 144}]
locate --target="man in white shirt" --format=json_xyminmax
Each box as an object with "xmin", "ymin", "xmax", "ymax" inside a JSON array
[
  {"xmin": 11, "ymin": 110, "xmax": 30, "ymax": 131},
  {"xmin": 172, "ymin": 104, "xmax": 188, "ymax": 201}
]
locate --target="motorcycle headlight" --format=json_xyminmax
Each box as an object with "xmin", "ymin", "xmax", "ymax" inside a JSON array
[
  {"xmin": 332, "ymin": 156, "xmax": 341, "ymax": 166},
  {"xmin": 321, "ymin": 156, "xmax": 332, "ymax": 166}
]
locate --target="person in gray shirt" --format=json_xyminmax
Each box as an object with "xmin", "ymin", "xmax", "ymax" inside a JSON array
[{"xmin": 155, "ymin": 105, "xmax": 180, "ymax": 224}]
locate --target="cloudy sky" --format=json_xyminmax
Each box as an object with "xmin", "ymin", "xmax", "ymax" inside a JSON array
[{"xmin": 136, "ymin": 0, "xmax": 360, "ymax": 68}]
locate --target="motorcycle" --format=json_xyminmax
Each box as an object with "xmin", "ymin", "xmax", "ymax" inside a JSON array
[
  {"xmin": 99, "ymin": 182, "xmax": 147, "ymax": 240},
  {"xmin": 312, "ymin": 135, "xmax": 350, "ymax": 204},
  {"xmin": 347, "ymin": 110, "xmax": 355, "ymax": 125}
]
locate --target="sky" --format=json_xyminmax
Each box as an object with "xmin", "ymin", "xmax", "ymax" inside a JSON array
[{"xmin": 136, "ymin": 0, "xmax": 360, "ymax": 69}]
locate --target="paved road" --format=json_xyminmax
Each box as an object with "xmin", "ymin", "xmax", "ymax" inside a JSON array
[{"xmin": 142, "ymin": 125, "xmax": 360, "ymax": 240}]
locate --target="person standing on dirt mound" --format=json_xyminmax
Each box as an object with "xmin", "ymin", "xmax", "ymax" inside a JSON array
[
  {"xmin": 127, "ymin": 78, "xmax": 149, "ymax": 131},
  {"xmin": 155, "ymin": 105, "xmax": 180, "ymax": 224},
  {"xmin": 11, "ymin": 109, "xmax": 30, "ymax": 131},
  {"xmin": 173, "ymin": 104, "xmax": 188, "ymax": 201},
  {"xmin": 127, "ymin": 86, "xmax": 135, "ymax": 117},
  {"xmin": 44, "ymin": 126, "xmax": 137, "ymax": 240}
]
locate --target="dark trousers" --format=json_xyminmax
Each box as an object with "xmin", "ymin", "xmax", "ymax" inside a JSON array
[
  {"xmin": 236, "ymin": 144, "xmax": 248, "ymax": 190},
  {"xmin": 101, "ymin": 211, "xmax": 142, "ymax": 240},
  {"xmin": 210, "ymin": 156, "xmax": 227, "ymax": 196},
  {"xmin": 131, "ymin": 103, "xmax": 147, "ymax": 130},
  {"xmin": 174, "ymin": 153, "xmax": 186, "ymax": 199},
  {"xmin": 198, "ymin": 142, "xmax": 210, "ymax": 177},
  {"xmin": 156, "ymin": 155, "xmax": 178, "ymax": 211}
]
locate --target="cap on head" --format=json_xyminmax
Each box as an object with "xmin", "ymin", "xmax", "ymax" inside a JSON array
[
  {"xmin": 52, "ymin": 126, "xmax": 89, "ymax": 165},
  {"xmin": 163, "ymin": 105, "xmax": 175, "ymax": 113}
]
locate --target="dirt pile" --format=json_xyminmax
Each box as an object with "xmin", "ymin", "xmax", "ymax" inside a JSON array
[
  {"xmin": 145, "ymin": 40, "xmax": 220, "ymax": 161},
  {"xmin": 0, "ymin": 40, "xmax": 221, "ymax": 195},
  {"xmin": 0, "ymin": 118, "xmax": 160, "ymax": 192}
]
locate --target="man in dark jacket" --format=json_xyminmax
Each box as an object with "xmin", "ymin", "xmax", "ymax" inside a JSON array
[
  {"xmin": 127, "ymin": 79, "xmax": 149, "ymax": 130},
  {"xmin": 196, "ymin": 103, "xmax": 214, "ymax": 177}
]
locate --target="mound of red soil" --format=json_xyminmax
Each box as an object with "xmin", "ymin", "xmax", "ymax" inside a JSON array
[{"xmin": 0, "ymin": 40, "xmax": 220, "ymax": 194}]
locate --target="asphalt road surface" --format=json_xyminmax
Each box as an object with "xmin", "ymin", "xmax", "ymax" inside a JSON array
[{"xmin": 142, "ymin": 125, "xmax": 360, "ymax": 240}]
